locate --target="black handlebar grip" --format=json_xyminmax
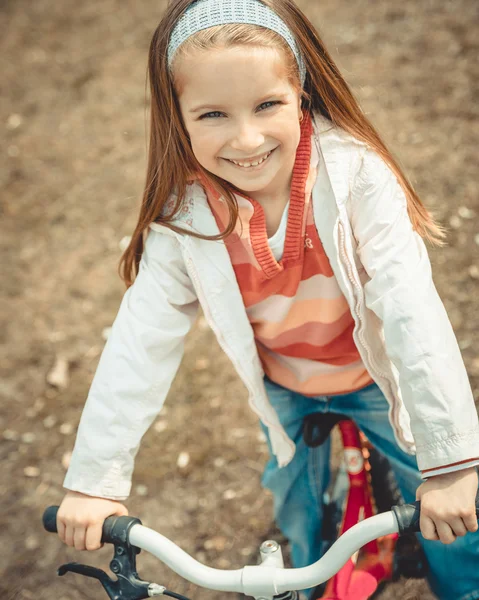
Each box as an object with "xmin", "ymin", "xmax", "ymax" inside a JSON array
[
  {"xmin": 42, "ymin": 506, "xmax": 142, "ymax": 545},
  {"xmin": 43, "ymin": 505, "xmax": 60, "ymax": 533},
  {"xmin": 392, "ymin": 490, "xmax": 479, "ymax": 535}
]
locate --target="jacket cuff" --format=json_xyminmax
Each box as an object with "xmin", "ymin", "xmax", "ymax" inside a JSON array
[
  {"xmin": 421, "ymin": 459, "xmax": 479, "ymax": 480},
  {"xmin": 415, "ymin": 424, "xmax": 479, "ymax": 475},
  {"xmin": 63, "ymin": 470, "xmax": 132, "ymax": 501}
]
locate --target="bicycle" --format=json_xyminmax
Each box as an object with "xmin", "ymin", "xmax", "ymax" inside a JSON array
[{"xmin": 42, "ymin": 414, "xmax": 479, "ymax": 600}]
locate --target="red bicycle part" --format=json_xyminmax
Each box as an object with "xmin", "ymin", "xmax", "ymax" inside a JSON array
[{"xmin": 318, "ymin": 420, "xmax": 397, "ymax": 600}]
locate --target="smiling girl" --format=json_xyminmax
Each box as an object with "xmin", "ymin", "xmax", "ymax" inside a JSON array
[{"xmin": 56, "ymin": 2, "xmax": 479, "ymax": 598}]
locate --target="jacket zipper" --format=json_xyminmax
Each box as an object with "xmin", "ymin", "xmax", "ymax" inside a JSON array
[{"xmin": 337, "ymin": 221, "xmax": 388, "ymax": 379}]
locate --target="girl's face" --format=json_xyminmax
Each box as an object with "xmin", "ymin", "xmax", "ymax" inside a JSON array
[{"xmin": 176, "ymin": 46, "xmax": 303, "ymax": 202}]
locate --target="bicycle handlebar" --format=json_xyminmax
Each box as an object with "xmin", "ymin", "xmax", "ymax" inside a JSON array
[
  {"xmin": 43, "ymin": 494, "xmax": 479, "ymax": 541},
  {"xmin": 43, "ymin": 494, "xmax": 479, "ymax": 596}
]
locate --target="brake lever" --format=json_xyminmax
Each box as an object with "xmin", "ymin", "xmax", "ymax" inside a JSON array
[{"xmin": 58, "ymin": 540, "xmax": 154, "ymax": 600}]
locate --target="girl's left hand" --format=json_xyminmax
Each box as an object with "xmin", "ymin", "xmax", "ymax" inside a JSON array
[{"xmin": 416, "ymin": 466, "xmax": 478, "ymax": 544}]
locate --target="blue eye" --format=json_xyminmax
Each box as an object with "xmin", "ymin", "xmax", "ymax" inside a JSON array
[{"xmin": 199, "ymin": 100, "xmax": 281, "ymax": 120}]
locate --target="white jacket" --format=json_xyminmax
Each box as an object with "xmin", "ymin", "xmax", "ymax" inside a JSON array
[{"xmin": 64, "ymin": 113, "xmax": 479, "ymax": 500}]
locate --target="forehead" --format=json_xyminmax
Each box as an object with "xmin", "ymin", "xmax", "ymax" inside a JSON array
[{"xmin": 175, "ymin": 45, "xmax": 293, "ymax": 103}]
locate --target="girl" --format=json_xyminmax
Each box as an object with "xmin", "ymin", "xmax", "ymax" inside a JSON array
[{"xmin": 57, "ymin": 1, "xmax": 479, "ymax": 598}]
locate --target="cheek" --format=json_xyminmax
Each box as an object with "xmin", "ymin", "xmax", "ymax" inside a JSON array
[
  {"xmin": 272, "ymin": 121, "xmax": 299, "ymax": 146},
  {"xmin": 190, "ymin": 132, "xmax": 222, "ymax": 160}
]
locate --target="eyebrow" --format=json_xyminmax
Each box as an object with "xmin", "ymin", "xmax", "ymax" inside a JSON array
[{"xmin": 189, "ymin": 92, "xmax": 289, "ymax": 114}]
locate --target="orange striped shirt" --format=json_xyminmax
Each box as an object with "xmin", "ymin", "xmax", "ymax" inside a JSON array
[{"xmin": 200, "ymin": 112, "xmax": 373, "ymax": 396}]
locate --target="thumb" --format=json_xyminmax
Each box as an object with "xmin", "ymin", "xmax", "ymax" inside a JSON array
[{"xmin": 112, "ymin": 503, "xmax": 129, "ymax": 517}]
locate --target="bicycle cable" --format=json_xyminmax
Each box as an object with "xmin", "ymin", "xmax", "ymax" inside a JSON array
[{"xmin": 163, "ymin": 590, "xmax": 192, "ymax": 600}]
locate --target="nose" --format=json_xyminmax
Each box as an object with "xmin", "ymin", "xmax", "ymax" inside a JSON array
[{"xmin": 229, "ymin": 118, "xmax": 266, "ymax": 155}]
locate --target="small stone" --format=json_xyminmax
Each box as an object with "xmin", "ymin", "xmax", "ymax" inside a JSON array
[
  {"xmin": 46, "ymin": 356, "xmax": 70, "ymax": 389},
  {"xmin": 177, "ymin": 452, "xmax": 190, "ymax": 469},
  {"xmin": 240, "ymin": 546, "xmax": 254, "ymax": 556},
  {"xmin": 3, "ymin": 429, "xmax": 19, "ymax": 441},
  {"xmin": 43, "ymin": 415, "xmax": 57, "ymax": 429},
  {"xmin": 61, "ymin": 452, "xmax": 72, "ymax": 469},
  {"xmin": 84, "ymin": 345, "xmax": 101, "ymax": 359},
  {"xmin": 471, "ymin": 357, "xmax": 479, "ymax": 376},
  {"xmin": 459, "ymin": 339, "xmax": 472, "ymax": 350},
  {"xmin": 195, "ymin": 358, "xmax": 210, "ymax": 370},
  {"xmin": 119, "ymin": 236, "xmax": 131, "ymax": 251},
  {"xmin": 24, "ymin": 466, "xmax": 40, "ymax": 478},
  {"xmin": 102, "ymin": 327, "xmax": 112, "ymax": 341},
  {"xmin": 21, "ymin": 432, "xmax": 36, "ymax": 444},
  {"xmin": 217, "ymin": 558, "xmax": 231, "ymax": 568},
  {"xmin": 223, "ymin": 489, "xmax": 237, "ymax": 500},
  {"xmin": 25, "ymin": 535, "xmax": 40, "ymax": 550},
  {"xmin": 458, "ymin": 206, "xmax": 475, "ymax": 219},
  {"xmin": 210, "ymin": 397, "xmax": 221, "ymax": 408},
  {"xmin": 59, "ymin": 422, "xmax": 74, "ymax": 435},
  {"xmin": 468, "ymin": 265, "xmax": 479, "ymax": 280},
  {"xmin": 34, "ymin": 398, "xmax": 45, "ymax": 411},
  {"xmin": 231, "ymin": 428, "xmax": 246, "ymax": 439},
  {"xmin": 154, "ymin": 420, "xmax": 168, "ymax": 433},
  {"xmin": 135, "ymin": 484, "xmax": 148, "ymax": 496},
  {"xmin": 257, "ymin": 431, "xmax": 267, "ymax": 443},
  {"xmin": 214, "ymin": 457, "xmax": 226, "ymax": 468},
  {"xmin": 474, "ymin": 234, "xmax": 479, "ymax": 246},
  {"xmin": 6, "ymin": 113, "xmax": 23, "ymax": 130},
  {"xmin": 449, "ymin": 215, "xmax": 461, "ymax": 230},
  {"xmin": 204, "ymin": 536, "xmax": 227, "ymax": 551}
]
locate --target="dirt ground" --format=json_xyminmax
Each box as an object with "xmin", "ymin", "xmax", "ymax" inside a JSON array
[{"xmin": 1, "ymin": 0, "xmax": 478, "ymax": 598}]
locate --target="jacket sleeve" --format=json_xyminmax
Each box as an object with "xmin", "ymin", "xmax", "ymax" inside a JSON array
[
  {"xmin": 63, "ymin": 228, "xmax": 199, "ymax": 499},
  {"xmin": 350, "ymin": 149, "xmax": 479, "ymax": 475}
]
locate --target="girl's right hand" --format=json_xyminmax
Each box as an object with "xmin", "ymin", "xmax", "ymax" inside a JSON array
[{"xmin": 56, "ymin": 490, "xmax": 129, "ymax": 551}]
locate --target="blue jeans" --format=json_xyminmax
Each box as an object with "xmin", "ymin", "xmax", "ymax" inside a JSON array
[{"xmin": 260, "ymin": 377, "xmax": 479, "ymax": 600}]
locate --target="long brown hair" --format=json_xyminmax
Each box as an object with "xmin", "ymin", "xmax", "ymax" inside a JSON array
[{"xmin": 120, "ymin": 0, "xmax": 445, "ymax": 287}]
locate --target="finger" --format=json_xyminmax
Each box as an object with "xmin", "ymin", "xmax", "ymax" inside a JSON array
[
  {"xmin": 73, "ymin": 526, "xmax": 87, "ymax": 551},
  {"xmin": 420, "ymin": 514, "xmax": 439, "ymax": 541},
  {"xmin": 85, "ymin": 523, "xmax": 103, "ymax": 552},
  {"xmin": 435, "ymin": 521, "xmax": 456, "ymax": 545},
  {"xmin": 463, "ymin": 511, "xmax": 479, "ymax": 533},
  {"xmin": 448, "ymin": 517, "xmax": 468, "ymax": 538},
  {"xmin": 57, "ymin": 518, "xmax": 66, "ymax": 543},
  {"xmin": 64, "ymin": 524, "xmax": 75, "ymax": 547}
]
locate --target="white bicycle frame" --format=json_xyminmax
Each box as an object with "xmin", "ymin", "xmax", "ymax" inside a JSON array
[{"xmin": 128, "ymin": 511, "xmax": 399, "ymax": 599}]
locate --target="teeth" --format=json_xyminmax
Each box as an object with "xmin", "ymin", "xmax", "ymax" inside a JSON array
[{"xmin": 230, "ymin": 150, "xmax": 272, "ymax": 168}]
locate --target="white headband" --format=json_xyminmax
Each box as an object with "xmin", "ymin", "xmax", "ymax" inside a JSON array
[{"xmin": 167, "ymin": 0, "xmax": 307, "ymax": 87}]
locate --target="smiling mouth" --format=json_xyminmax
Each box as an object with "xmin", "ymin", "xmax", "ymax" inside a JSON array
[{"xmin": 224, "ymin": 147, "xmax": 276, "ymax": 169}]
